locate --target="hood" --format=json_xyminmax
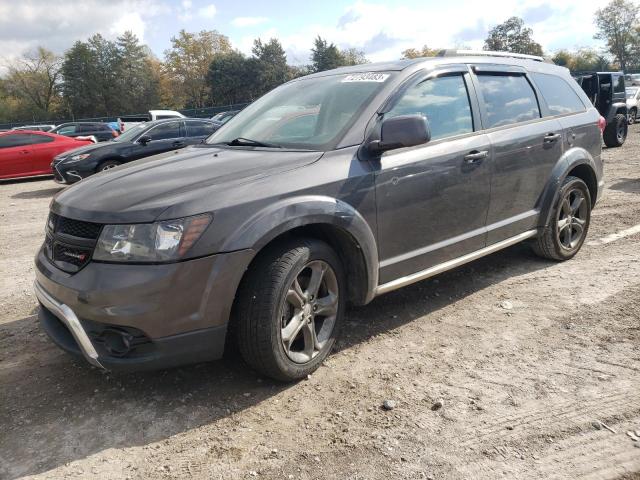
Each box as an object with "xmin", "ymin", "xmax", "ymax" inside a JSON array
[
  {"xmin": 52, "ymin": 145, "xmax": 323, "ymax": 223},
  {"xmin": 55, "ymin": 141, "xmax": 117, "ymax": 160}
]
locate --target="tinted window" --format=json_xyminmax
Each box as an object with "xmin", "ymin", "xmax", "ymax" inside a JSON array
[
  {"xmin": 146, "ymin": 122, "xmax": 181, "ymax": 140},
  {"xmin": 387, "ymin": 74, "xmax": 473, "ymax": 141},
  {"xmin": 614, "ymin": 75, "xmax": 625, "ymax": 93},
  {"xmin": 78, "ymin": 124, "xmax": 96, "ymax": 133},
  {"xmin": 56, "ymin": 125, "xmax": 77, "ymax": 135},
  {"xmin": 477, "ymin": 74, "xmax": 540, "ymax": 128},
  {"xmin": 156, "ymin": 115, "xmax": 180, "ymax": 120},
  {"xmin": 186, "ymin": 121, "xmax": 216, "ymax": 137},
  {"xmin": 0, "ymin": 134, "xmax": 32, "ymax": 148},
  {"xmin": 532, "ymin": 73, "xmax": 585, "ymax": 116},
  {"xmin": 28, "ymin": 134, "xmax": 54, "ymax": 144}
]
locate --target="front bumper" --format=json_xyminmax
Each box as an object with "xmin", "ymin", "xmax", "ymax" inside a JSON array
[
  {"xmin": 51, "ymin": 160, "xmax": 94, "ymax": 184},
  {"xmin": 35, "ymin": 247, "xmax": 254, "ymax": 372}
]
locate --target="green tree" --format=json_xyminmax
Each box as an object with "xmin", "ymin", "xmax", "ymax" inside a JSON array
[
  {"xmin": 339, "ymin": 47, "xmax": 368, "ymax": 65},
  {"xmin": 401, "ymin": 45, "xmax": 439, "ymax": 59},
  {"xmin": 208, "ymin": 50, "xmax": 257, "ymax": 105},
  {"xmin": 594, "ymin": 0, "xmax": 640, "ymax": 71},
  {"xmin": 61, "ymin": 40, "xmax": 100, "ymax": 117},
  {"xmin": 310, "ymin": 36, "xmax": 344, "ymax": 72},
  {"xmin": 484, "ymin": 17, "xmax": 544, "ymax": 56},
  {"xmin": 4, "ymin": 47, "xmax": 62, "ymax": 119},
  {"xmin": 252, "ymin": 38, "xmax": 290, "ymax": 94},
  {"xmin": 164, "ymin": 30, "xmax": 232, "ymax": 108}
]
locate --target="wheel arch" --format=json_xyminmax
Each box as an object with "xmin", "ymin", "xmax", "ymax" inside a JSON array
[
  {"xmin": 538, "ymin": 150, "xmax": 599, "ymax": 228},
  {"xmin": 222, "ymin": 195, "xmax": 379, "ymax": 306}
]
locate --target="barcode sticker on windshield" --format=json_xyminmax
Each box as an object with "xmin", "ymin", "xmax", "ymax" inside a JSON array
[{"xmin": 342, "ymin": 73, "xmax": 390, "ymax": 83}]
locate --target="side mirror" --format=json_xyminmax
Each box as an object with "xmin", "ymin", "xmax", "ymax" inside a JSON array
[
  {"xmin": 367, "ymin": 114, "xmax": 431, "ymax": 155},
  {"xmin": 138, "ymin": 135, "xmax": 152, "ymax": 145}
]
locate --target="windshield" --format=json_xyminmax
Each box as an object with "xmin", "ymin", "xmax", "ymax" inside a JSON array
[
  {"xmin": 206, "ymin": 72, "xmax": 393, "ymax": 150},
  {"xmin": 627, "ymin": 87, "xmax": 639, "ymax": 99},
  {"xmin": 114, "ymin": 123, "xmax": 147, "ymax": 142}
]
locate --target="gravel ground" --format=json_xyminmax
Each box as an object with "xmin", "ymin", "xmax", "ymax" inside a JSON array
[{"xmin": 1, "ymin": 128, "xmax": 639, "ymax": 480}]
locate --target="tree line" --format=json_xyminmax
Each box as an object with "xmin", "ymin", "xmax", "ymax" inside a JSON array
[{"xmin": 1, "ymin": 0, "xmax": 639, "ymax": 124}]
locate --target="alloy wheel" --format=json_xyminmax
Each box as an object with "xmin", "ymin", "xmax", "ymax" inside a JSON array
[
  {"xmin": 556, "ymin": 188, "xmax": 588, "ymax": 250},
  {"xmin": 279, "ymin": 260, "xmax": 339, "ymax": 364}
]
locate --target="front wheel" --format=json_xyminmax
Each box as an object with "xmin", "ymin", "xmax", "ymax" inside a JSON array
[
  {"xmin": 603, "ymin": 114, "xmax": 627, "ymax": 147},
  {"xmin": 97, "ymin": 160, "xmax": 121, "ymax": 172},
  {"xmin": 532, "ymin": 176, "xmax": 591, "ymax": 261},
  {"xmin": 235, "ymin": 238, "xmax": 345, "ymax": 381}
]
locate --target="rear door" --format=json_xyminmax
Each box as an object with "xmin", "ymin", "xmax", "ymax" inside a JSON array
[
  {"xmin": 0, "ymin": 133, "xmax": 34, "ymax": 178},
  {"xmin": 471, "ymin": 66, "xmax": 564, "ymax": 244},
  {"xmin": 375, "ymin": 67, "xmax": 492, "ymax": 283}
]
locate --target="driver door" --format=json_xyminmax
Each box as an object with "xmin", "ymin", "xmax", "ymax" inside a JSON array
[
  {"xmin": 133, "ymin": 121, "xmax": 185, "ymax": 159},
  {"xmin": 375, "ymin": 68, "xmax": 492, "ymax": 284}
]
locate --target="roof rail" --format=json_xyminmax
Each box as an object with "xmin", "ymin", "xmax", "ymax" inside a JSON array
[{"xmin": 436, "ymin": 49, "xmax": 550, "ymax": 63}]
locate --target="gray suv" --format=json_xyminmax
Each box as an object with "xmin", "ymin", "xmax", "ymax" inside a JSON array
[{"xmin": 35, "ymin": 51, "xmax": 603, "ymax": 381}]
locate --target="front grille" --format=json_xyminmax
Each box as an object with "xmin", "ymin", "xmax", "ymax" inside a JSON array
[
  {"xmin": 53, "ymin": 243, "xmax": 93, "ymax": 269},
  {"xmin": 45, "ymin": 213, "xmax": 103, "ymax": 273},
  {"xmin": 48, "ymin": 213, "xmax": 102, "ymax": 239}
]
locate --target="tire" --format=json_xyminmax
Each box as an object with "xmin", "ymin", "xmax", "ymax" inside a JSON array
[
  {"xmin": 235, "ymin": 238, "xmax": 345, "ymax": 382},
  {"xmin": 532, "ymin": 176, "xmax": 592, "ymax": 261},
  {"xmin": 97, "ymin": 160, "xmax": 121, "ymax": 172},
  {"xmin": 629, "ymin": 108, "xmax": 637, "ymax": 125},
  {"xmin": 603, "ymin": 113, "xmax": 627, "ymax": 147}
]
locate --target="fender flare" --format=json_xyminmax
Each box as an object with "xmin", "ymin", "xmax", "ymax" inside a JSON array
[
  {"xmin": 221, "ymin": 195, "xmax": 379, "ymax": 304},
  {"xmin": 538, "ymin": 147, "xmax": 598, "ymax": 228},
  {"xmin": 607, "ymin": 102, "xmax": 628, "ymax": 122}
]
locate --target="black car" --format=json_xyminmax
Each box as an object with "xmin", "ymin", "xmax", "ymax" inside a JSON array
[
  {"xmin": 210, "ymin": 110, "xmax": 240, "ymax": 131},
  {"xmin": 37, "ymin": 51, "xmax": 603, "ymax": 381},
  {"xmin": 50, "ymin": 122, "xmax": 117, "ymax": 142},
  {"xmin": 575, "ymin": 71, "xmax": 627, "ymax": 147},
  {"xmin": 52, "ymin": 118, "xmax": 217, "ymax": 183}
]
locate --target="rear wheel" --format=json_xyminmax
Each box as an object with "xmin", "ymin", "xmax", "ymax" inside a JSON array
[
  {"xmin": 532, "ymin": 176, "xmax": 591, "ymax": 261},
  {"xmin": 235, "ymin": 238, "xmax": 345, "ymax": 381},
  {"xmin": 603, "ymin": 113, "xmax": 627, "ymax": 147},
  {"xmin": 97, "ymin": 160, "xmax": 121, "ymax": 172}
]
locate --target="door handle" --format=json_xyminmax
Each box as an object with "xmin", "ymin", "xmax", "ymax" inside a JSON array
[
  {"xmin": 172, "ymin": 141, "xmax": 185, "ymax": 148},
  {"xmin": 544, "ymin": 133, "xmax": 561, "ymax": 144},
  {"xmin": 464, "ymin": 150, "xmax": 488, "ymax": 164}
]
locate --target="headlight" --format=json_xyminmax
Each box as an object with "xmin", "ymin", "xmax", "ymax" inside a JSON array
[
  {"xmin": 66, "ymin": 153, "xmax": 91, "ymax": 163},
  {"xmin": 93, "ymin": 214, "xmax": 212, "ymax": 262}
]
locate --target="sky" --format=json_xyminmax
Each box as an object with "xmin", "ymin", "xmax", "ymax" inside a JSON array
[{"xmin": 0, "ymin": 0, "xmax": 613, "ymax": 69}]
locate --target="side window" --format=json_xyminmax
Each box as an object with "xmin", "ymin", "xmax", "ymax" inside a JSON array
[
  {"xmin": 386, "ymin": 74, "xmax": 474, "ymax": 141},
  {"xmin": 146, "ymin": 122, "xmax": 181, "ymax": 141},
  {"xmin": 476, "ymin": 74, "xmax": 541, "ymax": 128},
  {"xmin": 57, "ymin": 125, "xmax": 77, "ymax": 135},
  {"xmin": 0, "ymin": 134, "xmax": 31, "ymax": 148},
  {"xmin": 614, "ymin": 75, "xmax": 625, "ymax": 93},
  {"xmin": 28, "ymin": 134, "xmax": 54, "ymax": 144},
  {"xmin": 532, "ymin": 73, "xmax": 586, "ymax": 116},
  {"xmin": 78, "ymin": 125, "xmax": 95, "ymax": 133},
  {"xmin": 186, "ymin": 121, "xmax": 216, "ymax": 137}
]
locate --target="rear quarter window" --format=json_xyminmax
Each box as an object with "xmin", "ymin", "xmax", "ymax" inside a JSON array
[
  {"xmin": 532, "ymin": 73, "xmax": 586, "ymax": 116},
  {"xmin": 476, "ymin": 74, "xmax": 541, "ymax": 128}
]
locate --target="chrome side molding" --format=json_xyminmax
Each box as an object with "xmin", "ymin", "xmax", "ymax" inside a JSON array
[
  {"xmin": 375, "ymin": 230, "xmax": 539, "ymax": 296},
  {"xmin": 34, "ymin": 281, "xmax": 104, "ymax": 369}
]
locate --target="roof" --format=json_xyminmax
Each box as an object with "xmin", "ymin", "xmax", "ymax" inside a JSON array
[{"xmin": 301, "ymin": 51, "xmax": 568, "ymax": 80}]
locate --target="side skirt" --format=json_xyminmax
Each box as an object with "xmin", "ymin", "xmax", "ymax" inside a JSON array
[{"xmin": 375, "ymin": 229, "xmax": 539, "ymax": 296}]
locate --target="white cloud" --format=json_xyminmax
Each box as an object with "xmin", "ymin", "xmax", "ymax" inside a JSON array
[
  {"xmin": 267, "ymin": 0, "xmax": 612, "ymax": 65},
  {"xmin": 0, "ymin": 0, "xmax": 169, "ymax": 71},
  {"xmin": 232, "ymin": 16, "xmax": 269, "ymax": 27},
  {"xmin": 198, "ymin": 4, "xmax": 218, "ymax": 19}
]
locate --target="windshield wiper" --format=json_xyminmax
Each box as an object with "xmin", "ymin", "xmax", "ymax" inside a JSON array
[{"xmin": 225, "ymin": 137, "xmax": 282, "ymax": 148}]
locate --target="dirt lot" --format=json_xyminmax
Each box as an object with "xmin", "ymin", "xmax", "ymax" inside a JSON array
[{"xmin": 1, "ymin": 127, "xmax": 639, "ymax": 480}]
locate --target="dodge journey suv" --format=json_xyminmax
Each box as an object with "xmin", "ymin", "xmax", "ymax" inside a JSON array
[{"xmin": 36, "ymin": 50, "xmax": 603, "ymax": 381}]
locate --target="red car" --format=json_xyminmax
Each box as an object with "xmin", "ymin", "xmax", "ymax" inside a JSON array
[{"xmin": 0, "ymin": 130, "xmax": 94, "ymax": 180}]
